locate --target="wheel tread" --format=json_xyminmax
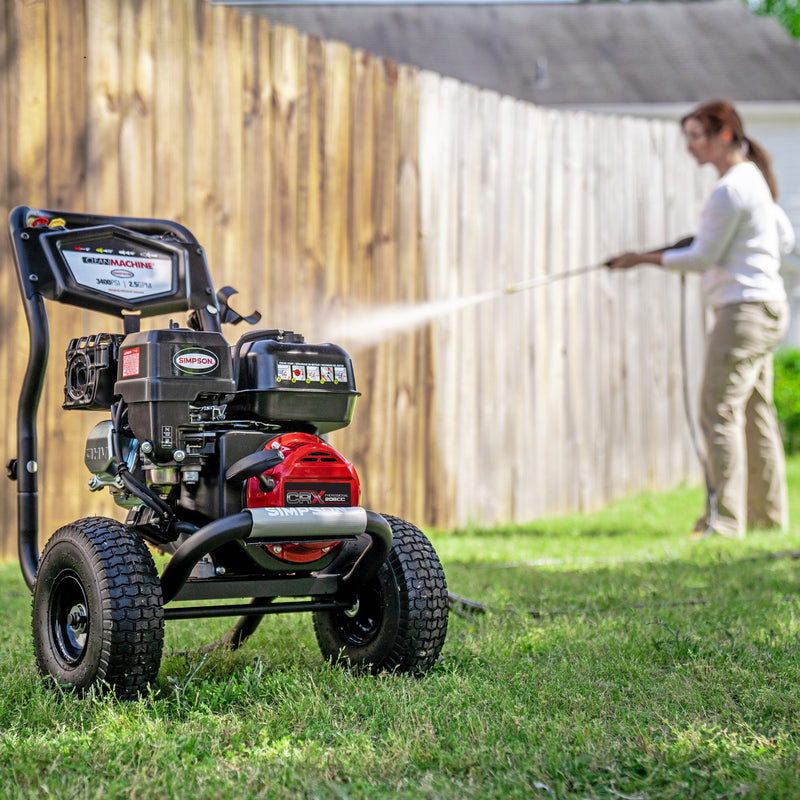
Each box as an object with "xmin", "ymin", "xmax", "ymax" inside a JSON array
[
  {"xmin": 32, "ymin": 517, "xmax": 164, "ymax": 699},
  {"xmin": 313, "ymin": 514, "xmax": 448, "ymax": 675}
]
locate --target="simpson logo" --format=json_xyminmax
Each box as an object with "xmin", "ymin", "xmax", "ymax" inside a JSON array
[
  {"xmin": 111, "ymin": 268, "xmax": 134, "ymax": 278},
  {"xmin": 173, "ymin": 348, "xmax": 218, "ymax": 374}
]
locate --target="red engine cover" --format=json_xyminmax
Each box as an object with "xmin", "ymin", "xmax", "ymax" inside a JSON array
[{"xmin": 245, "ymin": 432, "xmax": 361, "ymax": 563}]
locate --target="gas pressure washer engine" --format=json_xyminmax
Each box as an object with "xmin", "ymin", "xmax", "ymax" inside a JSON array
[{"xmin": 8, "ymin": 207, "xmax": 448, "ymax": 698}]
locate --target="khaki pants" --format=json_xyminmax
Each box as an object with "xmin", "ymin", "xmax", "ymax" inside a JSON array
[{"xmin": 700, "ymin": 300, "xmax": 789, "ymax": 538}]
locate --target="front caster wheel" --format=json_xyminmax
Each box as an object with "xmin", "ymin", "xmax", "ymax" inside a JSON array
[
  {"xmin": 313, "ymin": 515, "xmax": 448, "ymax": 675},
  {"xmin": 32, "ymin": 517, "xmax": 164, "ymax": 699}
]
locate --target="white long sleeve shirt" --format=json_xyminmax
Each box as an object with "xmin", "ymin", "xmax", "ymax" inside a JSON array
[{"xmin": 662, "ymin": 161, "xmax": 794, "ymax": 308}]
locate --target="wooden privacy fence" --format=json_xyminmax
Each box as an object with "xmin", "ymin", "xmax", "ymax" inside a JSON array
[{"xmin": 0, "ymin": 0, "xmax": 711, "ymax": 559}]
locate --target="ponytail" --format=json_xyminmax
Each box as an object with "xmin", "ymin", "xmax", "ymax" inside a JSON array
[{"xmin": 743, "ymin": 136, "xmax": 779, "ymax": 201}]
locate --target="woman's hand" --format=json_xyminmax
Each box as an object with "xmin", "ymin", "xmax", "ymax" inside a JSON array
[{"xmin": 605, "ymin": 252, "xmax": 640, "ymax": 270}]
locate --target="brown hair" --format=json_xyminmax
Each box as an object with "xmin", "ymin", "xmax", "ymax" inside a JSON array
[{"xmin": 681, "ymin": 99, "xmax": 778, "ymax": 200}]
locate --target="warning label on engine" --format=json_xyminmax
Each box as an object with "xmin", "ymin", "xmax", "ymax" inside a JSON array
[{"xmin": 121, "ymin": 347, "xmax": 140, "ymax": 378}]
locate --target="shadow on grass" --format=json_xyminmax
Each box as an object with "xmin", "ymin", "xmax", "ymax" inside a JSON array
[{"xmin": 444, "ymin": 546, "xmax": 800, "ymax": 623}]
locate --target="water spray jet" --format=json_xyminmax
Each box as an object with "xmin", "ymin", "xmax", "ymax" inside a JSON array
[{"xmin": 315, "ymin": 263, "xmax": 605, "ymax": 349}]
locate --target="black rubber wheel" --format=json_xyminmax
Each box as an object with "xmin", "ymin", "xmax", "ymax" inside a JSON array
[
  {"xmin": 32, "ymin": 517, "xmax": 164, "ymax": 699},
  {"xmin": 313, "ymin": 515, "xmax": 448, "ymax": 675}
]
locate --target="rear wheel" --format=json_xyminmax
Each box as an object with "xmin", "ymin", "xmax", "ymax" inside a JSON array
[
  {"xmin": 32, "ymin": 517, "xmax": 164, "ymax": 699},
  {"xmin": 313, "ymin": 515, "xmax": 448, "ymax": 675}
]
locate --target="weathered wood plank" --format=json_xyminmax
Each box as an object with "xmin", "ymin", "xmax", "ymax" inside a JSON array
[
  {"xmin": 455, "ymin": 80, "xmax": 482, "ymax": 526},
  {"xmin": 321, "ymin": 39, "xmax": 352, "ymax": 305},
  {"xmin": 86, "ymin": 0, "xmax": 122, "ymax": 213},
  {"xmin": 394, "ymin": 63, "xmax": 425, "ymax": 523},
  {"xmin": 369, "ymin": 57, "xmax": 398, "ymax": 509},
  {"xmin": 154, "ymin": 0, "xmax": 188, "ymax": 223},
  {"xmin": 205, "ymin": 2, "xmax": 244, "ymax": 297},
  {"xmin": 240, "ymin": 12, "xmax": 272, "ymax": 321},
  {"xmin": 298, "ymin": 33, "xmax": 325, "ymax": 328},
  {"xmin": 268, "ymin": 25, "xmax": 301, "ymax": 329},
  {"xmin": 185, "ymin": 0, "xmax": 216, "ymax": 265},
  {"xmin": 119, "ymin": 0, "xmax": 155, "ymax": 216}
]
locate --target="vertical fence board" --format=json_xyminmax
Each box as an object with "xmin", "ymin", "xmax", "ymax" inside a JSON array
[
  {"xmin": 418, "ymin": 71, "xmax": 459, "ymax": 525},
  {"xmin": 154, "ymin": 0, "xmax": 188, "ymax": 223},
  {"xmin": 529, "ymin": 107, "xmax": 551, "ymax": 518},
  {"xmin": 546, "ymin": 110, "xmax": 569, "ymax": 512},
  {"xmin": 474, "ymin": 89, "xmax": 499, "ymax": 521},
  {"xmin": 240, "ymin": 13, "xmax": 271, "ymax": 314},
  {"xmin": 562, "ymin": 111, "xmax": 587, "ymax": 510},
  {"xmin": 299, "ymin": 33, "xmax": 324, "ymax": 323},
  {"xmin": 212, "ymin": 3, "xmax": 244, "ymax": 292},
  {"xmin": 268, "ymin": 25, "xmax": 301, "ymax": 330},
  {"xmin": 86, "ymin": 0, "xmax": 121, "ymax": 213},
  {"xmin": 346, "ymin": 49, "xmax": 377, "ymax": 498},
  {"xmin": 185, "ymin": 0, "xmax": 215, "ymax": 268},
  {"xmin": 454, "ymin": 81, "xmax": 481, "ymax": 526},
  {"xmin": 119, "ymin": 0, "xmax": 155, "ymax": 216},
  {"xmin": 394, "ymin": 64, "xmax": 425, "ymax": 523},
  {"xmin": 370, "ymin": 58, "xmax": 399, "ymax": 505},
  {"xmin": 321, "ymin": 40, "xmax": 352, "ymax": 305},
  {"xmin": 580, "ymin": 112, "xmax": 603, "ymax": 510}
]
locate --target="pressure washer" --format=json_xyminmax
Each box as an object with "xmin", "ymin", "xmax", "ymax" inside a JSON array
[{"xmin": 7, "ymin": 206, "xmax": 449, "ymax": 698}]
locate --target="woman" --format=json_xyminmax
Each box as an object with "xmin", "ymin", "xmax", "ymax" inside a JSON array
[{"xmin": 607, "ymin": 100, "xmax": 796, "ymax": 538}]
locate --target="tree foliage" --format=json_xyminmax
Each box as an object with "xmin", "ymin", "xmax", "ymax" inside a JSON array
[{"xmin": 744, "ymin": 0, "xmax": 800, "ymax": 38}]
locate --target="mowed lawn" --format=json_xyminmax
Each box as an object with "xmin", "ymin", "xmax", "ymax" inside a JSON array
[{"xmin": 2, "ymin": 460, "xmax": 800, "ymax": 799}]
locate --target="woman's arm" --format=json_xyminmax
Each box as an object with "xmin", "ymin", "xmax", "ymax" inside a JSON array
[{"xmin": 661, "ymin": 183, "xmax": 742, "ymax": 272}]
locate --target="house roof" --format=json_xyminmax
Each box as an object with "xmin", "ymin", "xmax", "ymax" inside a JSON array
[{"xmin": 226, "ymin": 1, "xmax": 800, "ymax": 105}]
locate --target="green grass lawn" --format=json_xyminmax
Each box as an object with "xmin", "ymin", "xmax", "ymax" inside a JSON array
[{"xmin": 3, "ymin": 461, "xmax": 800, "ymax": 799}]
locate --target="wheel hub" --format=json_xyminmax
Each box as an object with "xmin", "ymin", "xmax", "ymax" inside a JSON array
[
  {"xmin": 50, "ymin": 571, "xmax": 90, "ymax": 665},
  {"xmin": 67, "ymin": 606, "xmax": 88, "ymax": 631},
  {"xmin": 338, "ymin": 587, "xmax": 382, "ymax": 645},
  {"xmin": 344, "ymin": 599, "xmax": 360, "ymax": 618}
]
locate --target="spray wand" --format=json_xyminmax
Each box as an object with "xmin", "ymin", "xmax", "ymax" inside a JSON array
[{"xmin": 503, "ymin": 262, "xmax": 604, "ymax": 295}]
